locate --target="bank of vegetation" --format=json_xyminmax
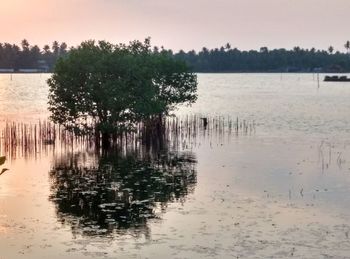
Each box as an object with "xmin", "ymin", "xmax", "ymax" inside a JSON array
[
  {"xmin": 173, "ymin": 43, "xmax": 350, "ymax": 73},
  {"xmin": 1, "ymin": 39, "xmax": 350, "ymax": 73},
  {"xmin": 0, "ymin": 39, "xmax": 68, "ymax": 72}
]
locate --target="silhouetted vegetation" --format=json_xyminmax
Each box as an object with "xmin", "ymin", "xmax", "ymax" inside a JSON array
[
  {"xmin": 0, "ymin": 39, "xmax": 67, "ymax": 71},
  {"xmin": 48, "ymin": 39, "xmax": 198, "ymax": 147},
  {"xmin": 2, "ymin": 39, "xmax": 350, "ymax": 72},
  {"xmin": 173, "ymin": 44, "xmax": 350, "ymax": 73}
]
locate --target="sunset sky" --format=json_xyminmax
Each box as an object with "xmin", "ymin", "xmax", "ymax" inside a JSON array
[{"xmin": 1, "ymin": 0, "xmax": 350, "ymax": 51}]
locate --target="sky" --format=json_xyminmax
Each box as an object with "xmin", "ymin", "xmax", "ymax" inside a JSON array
[{"xmin": 1, "ymin": 0, "xmax": 350, "ymax": 52}]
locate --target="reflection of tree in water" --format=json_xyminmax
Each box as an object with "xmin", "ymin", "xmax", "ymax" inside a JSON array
[{"xmin": 49, "ymin": 150, "xmax": 197, "ymax": 237}]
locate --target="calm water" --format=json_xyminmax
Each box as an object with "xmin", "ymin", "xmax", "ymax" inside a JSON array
[{"xmin": 1, "ymin": 73, "xmax": 350, "ymax": 258}]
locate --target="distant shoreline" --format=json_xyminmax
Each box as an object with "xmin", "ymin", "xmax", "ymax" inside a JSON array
[{"xmin": 1, "ymin": 71, "xmax": 350, "ymax": 74}]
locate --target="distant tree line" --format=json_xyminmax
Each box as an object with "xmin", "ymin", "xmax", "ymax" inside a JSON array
[
  {"xmin": 0, "ymin": 39, "xmax": 68, "ymax": 71},
  {"xmin": 2, "ymin": 39, "xmax": 350, "ymax": 72},
  {"xmin": 173, "ymin": 42, "xmax": 350, "ymax": 73}
]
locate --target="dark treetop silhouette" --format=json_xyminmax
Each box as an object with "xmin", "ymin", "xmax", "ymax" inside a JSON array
[
  {"xmin": 0, "ymin": 39, "xmax": 67, "ymax": 71},
  {"xmin": 2, "ymin": 39, "xmax": 350, "ymax": 72}
]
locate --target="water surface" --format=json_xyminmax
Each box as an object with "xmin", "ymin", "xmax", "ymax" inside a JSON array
[{"xmin": 1, "ymin": 73, "xmax": 350, "ymax": 258}]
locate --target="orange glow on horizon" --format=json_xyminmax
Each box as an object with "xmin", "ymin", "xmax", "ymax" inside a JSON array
[{"xmin": 1, "ymin": 0, "xmax": 350, "ymax": 51}]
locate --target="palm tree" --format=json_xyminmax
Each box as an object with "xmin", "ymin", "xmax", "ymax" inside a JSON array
[
  {"xmin": 52, "ymin": 41, "xmax": 60, "ymax": 56},
  {"xmin": 21, "ymin": 39, "xmax": 30, "ymax": 52},
  {"xmin": 344, "ymin": 41, "xmax": 350, "ymax": 54},
  {"xmin": 43, "ymin": 45, "xmax": 51, "ymax": 54},
  {"xmin": 328, "ymin": 46, "xmax": 334, "ymax": 54},
  {"xmin": 59, "ymin": 42, "xmax": 68, "ymax": 55}
]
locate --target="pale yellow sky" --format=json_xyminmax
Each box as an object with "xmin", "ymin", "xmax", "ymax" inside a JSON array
[{"xmin": 1, "ymin": 0, "xmax": 350, "ymax": 51}]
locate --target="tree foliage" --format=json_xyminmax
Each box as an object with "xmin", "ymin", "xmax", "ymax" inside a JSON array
[{"xmin": 48, "ymin": 39, "xmax": 197, "ymax": 139}]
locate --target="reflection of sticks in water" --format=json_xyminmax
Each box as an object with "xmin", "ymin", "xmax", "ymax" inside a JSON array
[
  {"xmin": 337, "ymin": 152, "xmax": 344, "ymax": 169},
  {"xmin": 329, "ymin": 143, "xmax": 332, "ymax": 165},
  {"xmin": 317, "ymin": 141, "xmax": 349, "ymax": 171},
  {"xmin": 200, "ymin": 117, "xmax": 208, "ymax": 129}
]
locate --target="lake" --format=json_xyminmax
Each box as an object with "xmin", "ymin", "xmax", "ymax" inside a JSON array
[{"xmin": 1, "ymin": 73, "xmax": 350, "ymax": 258}]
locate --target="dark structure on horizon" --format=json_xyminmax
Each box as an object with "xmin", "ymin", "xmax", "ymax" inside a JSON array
[{"xmin": 324, "ymin": 75, "xmax": 350, "ymax": 82}]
